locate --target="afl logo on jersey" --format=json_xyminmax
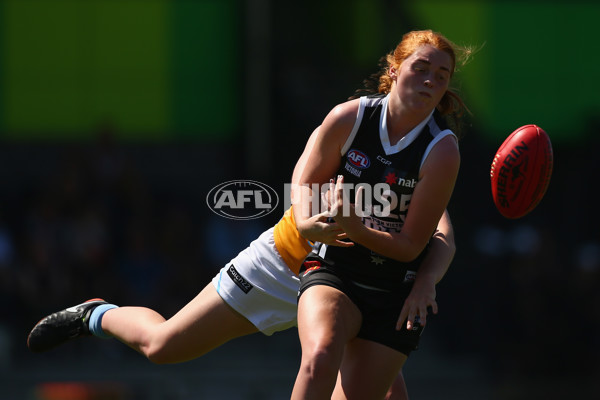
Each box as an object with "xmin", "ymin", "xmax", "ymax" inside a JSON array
[
  {"xmin": 207, "ymin": 180, "xmax": 279, "ymax": 220},
  {"xmin": 347, "ymin": 149, "xmax": 371, "ymax": 169}
]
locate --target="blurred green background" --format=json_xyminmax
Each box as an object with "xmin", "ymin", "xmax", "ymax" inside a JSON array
[
  {"xmin": 1, "ymin": 1, "xmax": 598, "ymax": 400},
  {"xmin": 1, "ymin": 0, "xmax": 598, "ymax": 144},
  {"xmin": 0, "ymin": 0, "xmax": 241, "ymax": 141}
]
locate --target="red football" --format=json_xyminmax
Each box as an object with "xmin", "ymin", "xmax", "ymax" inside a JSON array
[{"xmin": 490, "ymin": 124, "xmax": 553, "ymax": 219}]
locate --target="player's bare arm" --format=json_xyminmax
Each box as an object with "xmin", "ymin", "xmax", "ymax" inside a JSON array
[
  {"xmin": 292, "ymin": 100, "xmax": 360, "ymax": 236},
  {"xmin": 397, "ymin": 209, "xmax": 456, "ymax": 330},
  {"xmin": 329, "ymin": 135, "xmax": 460, "ymax": 262}
]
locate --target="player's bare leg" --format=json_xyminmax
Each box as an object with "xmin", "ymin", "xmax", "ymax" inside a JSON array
[
  {"xmin": 384, "ymin": 371, "xmax": 410, "ymax": 400},
  {"xmin": 329, "ymin": 370, "xmax": 409, "ymax": 400},
  {"xmin": 330, "ymin": 338, "xmax": 407, "ymax": 400},
  {"xmin": 28, "ymin": 284, "xmax": 259, "ymax": 364},
  {"xmin": 102, "ymin": 284, "xmax": 258, "ymax": 363}
]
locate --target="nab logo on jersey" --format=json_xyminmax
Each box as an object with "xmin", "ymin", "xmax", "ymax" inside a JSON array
[
  {"xmin": 347, "ymin": 149, "xmax": 371, "ymax": 169},
  {"xmin": 207, "ymin": 180, "xmax": 279, "ymax": 220}
]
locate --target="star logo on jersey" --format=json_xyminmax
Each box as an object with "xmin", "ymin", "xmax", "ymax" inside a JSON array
[
  {"xmin": 384, "ymin": 172, "xmax": 397, "ymax": 185},
  {"xmin": 370, "ymin": 255, "xmax": 385, "ymax": 265}
]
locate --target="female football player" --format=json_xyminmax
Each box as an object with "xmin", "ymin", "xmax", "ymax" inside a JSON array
[
  {"xmin": 27, "ymin": 35, "xmax": 459, "ymax": 398},
  {"xmin": 291, "ymin": 29, "xmax": 473, "ymax": 399}
]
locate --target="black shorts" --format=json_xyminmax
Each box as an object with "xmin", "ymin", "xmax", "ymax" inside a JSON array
[{"xmin": 298, "ymin": 257, "xmax": 424, "ymax": 356}]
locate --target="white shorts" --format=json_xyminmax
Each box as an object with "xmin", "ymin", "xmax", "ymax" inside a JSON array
[{"xmin": 211, "ymin": 227, "xmax": 300, "ymax": 336}]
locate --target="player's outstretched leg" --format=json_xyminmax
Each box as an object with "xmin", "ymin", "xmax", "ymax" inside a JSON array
[
  {"xmin": 27, "ymin": 298, "xmax": 113, "ymax": 353},
  {"xmin": 26, "ymin": 284, "xmax": 260, "ymax": 364}
]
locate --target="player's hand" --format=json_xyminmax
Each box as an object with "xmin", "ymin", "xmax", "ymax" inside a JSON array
[
  {"xmin": 327, "ymin": 175, "xmax": 364, "ymax": 235},
  {"xmin": 396, "ymin": 276, "xmax": 438, "ymax": 331},
  {"xmin": 301, "ymin": 211, "xmax": 354, "ymax": 247}
]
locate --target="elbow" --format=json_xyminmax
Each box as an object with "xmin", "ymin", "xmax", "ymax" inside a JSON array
[
  {"xmin": 403, "ymin": 236, "xmax": 444, "ymax": 262},
  {"xmin": 393, "ymin": 244, "xmax": 426, "ymax": 263},
  {"xmin": 441, "ymin": 232, "xmax": 457, "ymax": 262},
  {"xmin": 404, "ymin": 248, "xmax": 425, "ymax": 263},
  {"xmin": 433, "ymin": 228, "xmax": 457, "ymax": 261},
  {"xmin": 448, "ymin": 240, "xmax": 457, "ymax": 261}
]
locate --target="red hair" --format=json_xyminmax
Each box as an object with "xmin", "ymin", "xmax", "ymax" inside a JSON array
[
  {"xmin": 378, "ymin": 30, "xmax": 473, "ymax": 119},
  {"xmin": 351, "ymin": 30, "xmax": 476, "ymax": 134}
]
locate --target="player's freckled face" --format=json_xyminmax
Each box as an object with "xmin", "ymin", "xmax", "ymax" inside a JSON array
[{"xmin": 392, "ymin": 44, "xmax": 453, "ymax": 113}]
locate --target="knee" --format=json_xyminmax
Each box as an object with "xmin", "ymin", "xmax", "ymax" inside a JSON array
[
  {"xmin": 141, "ymin": 336, "xmax": 176, "ymax": 365},
  {"xmin": 300, "ymin": 342, "xmax": 340, "ymax": 379},
  {"xmin": 146, "ymin": 344, "xmax": 183, "ymax": 365},
  {"xmin": 146, "ymin": 346, "xmax": 172, "ymax": 365}
]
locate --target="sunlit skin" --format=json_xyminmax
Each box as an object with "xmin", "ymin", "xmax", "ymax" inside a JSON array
[
  {"xmin": 386, "ymin": 44, "xmax": 452, "ymax": 144},
  {"xmin": 291, "ymin": 39, "xmax": 461, "ymax": 400},
  {"xmin": 295, "ymin": 44, "xmax": 458, "ymax": 266}
]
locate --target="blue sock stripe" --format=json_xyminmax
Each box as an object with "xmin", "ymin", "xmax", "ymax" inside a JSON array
[
  {"xmin": 89, "ymin": 304, "xmax": 118, "ymax": 339},
  {"xmin": 217, "ymin": 269, "xmax": 223, "ymax": 293}
]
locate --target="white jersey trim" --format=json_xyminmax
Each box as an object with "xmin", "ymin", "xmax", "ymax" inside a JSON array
[
  {"xmin": 381, "ymin": 98, "xmax": 435, "ymax": 156},
  {"xmin": 419, "ymin": 127, "xmax": 457, "ymax": 171},
  {"xmin": 340, "ymin": 98, "xmax": 367, "ymax": 156}
]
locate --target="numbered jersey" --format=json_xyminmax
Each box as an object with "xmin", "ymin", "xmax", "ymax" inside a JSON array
[{"xmin": 314, "ymin": 94, "xmax": 456, "ymax": 290}]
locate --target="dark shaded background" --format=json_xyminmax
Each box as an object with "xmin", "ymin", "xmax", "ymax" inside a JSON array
[{"xmin": 0, "ymin": 1, "xmax": 599, "ymax": 399}]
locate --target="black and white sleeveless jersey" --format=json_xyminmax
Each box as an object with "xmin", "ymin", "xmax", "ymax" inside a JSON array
[{"xmin": 313, "ymin": 94, "xmax": 457, "ymax": 290}]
